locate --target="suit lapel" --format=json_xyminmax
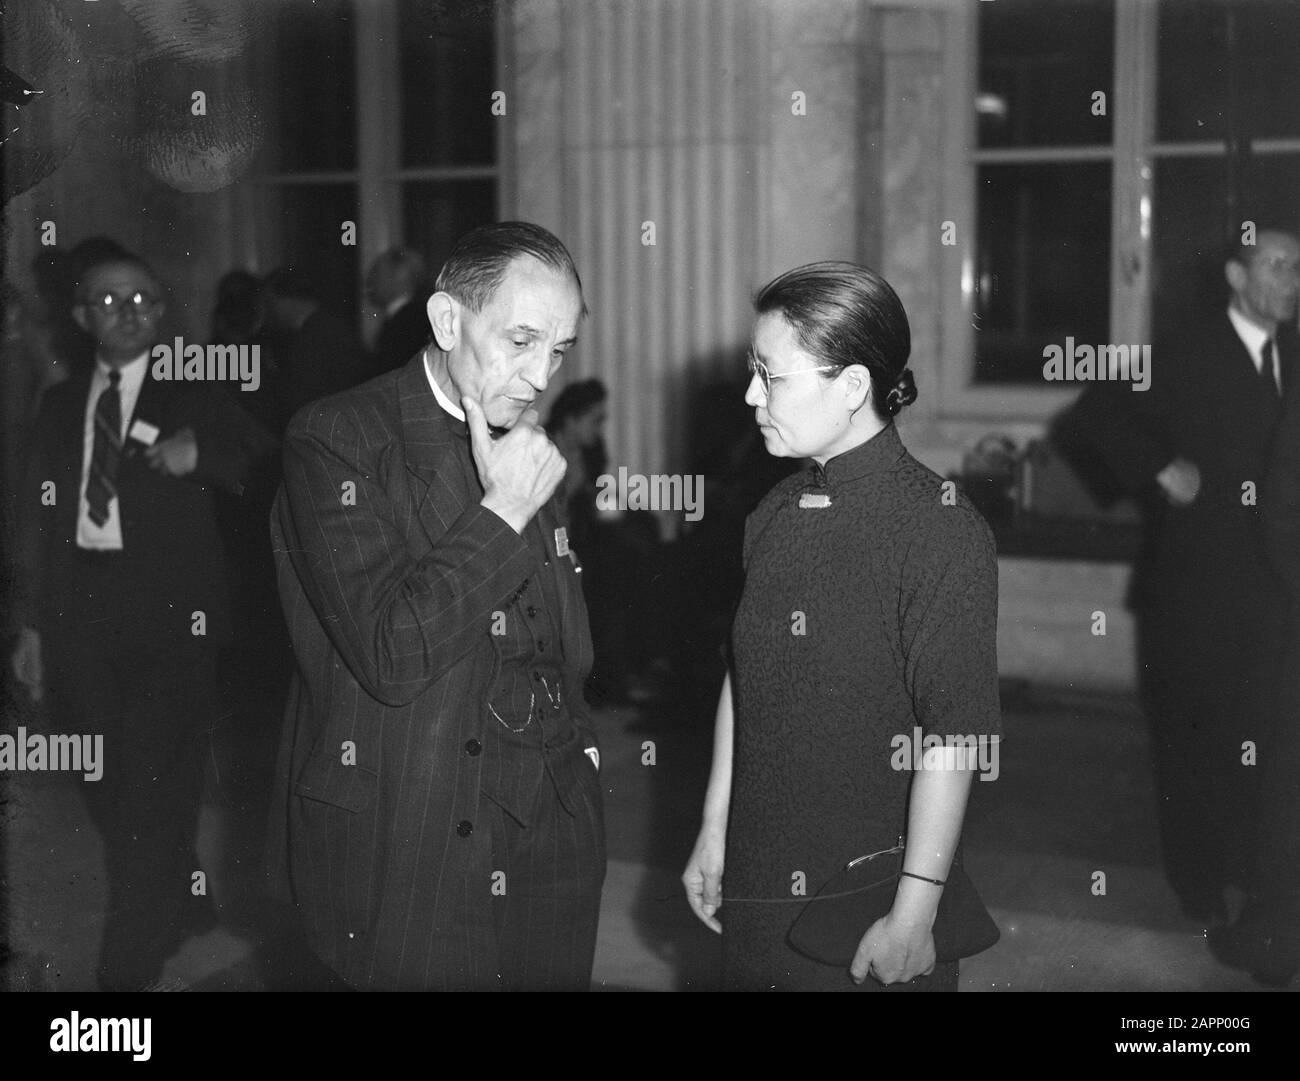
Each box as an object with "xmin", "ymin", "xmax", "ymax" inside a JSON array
[
  {"xmin": 60, "ymin": 370, "xmax": 93, "ymax": 475},
  {"xmin": 396, "ymin": 352, "xmax": 591, "ymax": 674},
  {"xmin": 1220, "ymin": 314, "xmax": 1262, "ymax": 387},
  {"xmin": 397, "ymin": 352, "xmax": 480, "ymax": 548},
  {"xmin": 54, "ymin": 371, "xmax": 94, "ymax": 539},
  {"xmin": 534, "ymin": 492, "xmax": 592, "ymax": 673},
  {"xmin": 128, "ymin": 369, "xmax": 169, "ymax": 440},
  {"xmin": 1215, "ymin": 314, "xmax": 1282, "ymax": 426}
]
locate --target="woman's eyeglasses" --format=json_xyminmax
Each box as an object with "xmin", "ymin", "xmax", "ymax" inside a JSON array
[{"xmin": 746, "ymin": 352, "xmax": 839, "ymax": 396}]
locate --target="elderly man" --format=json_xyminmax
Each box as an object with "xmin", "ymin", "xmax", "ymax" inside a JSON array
[
  {"xmin": 1057, "ymin": 229, "xmax": 1299, "ymax": 929},
  {"xmin": 267, "ymin": 221, "xmax": 605, "ymax": 991}
]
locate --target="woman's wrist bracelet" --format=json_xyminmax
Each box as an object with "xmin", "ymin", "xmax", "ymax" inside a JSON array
[{"xmin": 900, "ymin": 870, "xmax": 946, "ymax": 887}]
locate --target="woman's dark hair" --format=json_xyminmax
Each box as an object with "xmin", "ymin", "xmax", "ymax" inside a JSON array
[
  {"xmin": 546, "ymin": 378, "xmax": 607, "ymax": 434},
  {"xmin": 753, "ymin": 261, "xmax": 916, "ymax": 417}
]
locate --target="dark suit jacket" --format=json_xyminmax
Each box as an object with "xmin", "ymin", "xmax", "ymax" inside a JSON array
[
  {"xmin": 274, "ymin": 309, "xmax": 369, "ymax": 425},
  {"xmin": 367, "ymin": 299, "xmax": 430, "ymax": 381},
  {"xmin": 1055, "ymin": 311, "xmax": 1293, "ymax": 626},
  {"xmin": 1260, "ymin": 346, "xmax": 1300, "ymax": 900},
  {"xmin": 1264, "ymin": 382, "xmax": 1300, "ymax": 602},
  {"xmin": 266, "ymin": 352, "xmax": 598, "ymax": 990},
  {"xmin": 11, "ymin": 364, "xmax": 272, "ymax": 647}
]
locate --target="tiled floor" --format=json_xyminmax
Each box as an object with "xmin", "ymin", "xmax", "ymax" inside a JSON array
[{"xmin": 1, "ymin": 684, "xmax": 1291, "ymax": 992}]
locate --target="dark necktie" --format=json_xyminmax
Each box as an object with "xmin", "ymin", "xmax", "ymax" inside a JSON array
[
  {"xmin": 1260, "ymin": 338, "xmax": 1279, "ymax": 398},
  {"xmin": 86, "ymin": 369, "xmax": 122, "ymax": 527}
]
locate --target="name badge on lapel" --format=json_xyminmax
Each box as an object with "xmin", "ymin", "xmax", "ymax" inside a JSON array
[
  {"xmin": 554, "ymin": 526, "xmax": 581, "ymax": 571},
  {"xmin": 799, "ymin": 492, "xmax": 832, "ymax": 509},
  {"xmin": 128, "ymin": 419, "xmax": 160, "ymax": 446}
]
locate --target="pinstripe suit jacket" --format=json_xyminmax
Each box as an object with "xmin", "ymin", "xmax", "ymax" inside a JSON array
[{"xmin": 266, "ymin": 351, "xmax": 599, "ymax": 989}]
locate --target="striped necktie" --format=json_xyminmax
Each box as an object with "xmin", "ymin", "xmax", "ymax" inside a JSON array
[
  {"xmin": 1260, "ymin": 338, "xmax": 1279, "ymax": 397},
  {"xmin": 86, "ymin": 369, "xmax": 122, "ymax": 527}
]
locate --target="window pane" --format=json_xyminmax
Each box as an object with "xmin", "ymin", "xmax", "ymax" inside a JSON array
[
  {"xmin": 402, "ymin": 180, "xmax": 498, "ymax": 276},
  {"xmin": 1152, "ymin": 154, "xmax": 1300, "ymax": 344},
  {"xmin": 1157, "ymin": 0, "xmax": 1300, "ymax": 144},
  {"xmin": 977, "ymin": 0, "xmax": 1115, "ymax": 149},
  {"xmin": 269, "ymin": 184, "xmax": 361, "ymax": 320},
  {"xmin": 399, "ymin": 0, "xmax": 497, "ymax": 168},
  {"xmin": 266, "ymin": 0, "xmax": 357, "ymax": 172},
  {"xmin": 973, "ymin": 162, "xmax": 1112, "ymax": 384}
]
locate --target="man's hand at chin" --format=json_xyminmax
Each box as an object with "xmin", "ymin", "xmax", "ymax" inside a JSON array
[{"xmin": 465, "ymin": 397, "xmax": 566, "ymax": 534}]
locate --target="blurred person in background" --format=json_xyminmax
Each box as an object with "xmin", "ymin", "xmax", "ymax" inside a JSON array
[
  {"xmin": 1055, "ymin": 230, "xmax": 1299, "ymax": 929},
  {"xmin": 205, "ymin": 270, "xmax": 289, "ymax": 935},
  {"xmin": 1213, "ymin": 341, "xmax": 1300, "ymax": 987},
  {"xmin": 547, "ymin": 379, "xmax": 668, "ymax": 705},
  {"xmin": 263, "ymin": 265, "xmax": 368, "ymax": 425},
  {"xmin": 363, "ymin": 247, "xmax": 430, "ymax": 380},
  {"xmin": 9, "ymin": 246, "xmax": 272, "ymax": 989}
]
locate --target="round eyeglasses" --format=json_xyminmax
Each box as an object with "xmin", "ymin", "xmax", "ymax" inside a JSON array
[{"xmin": 82, "ymin": 291, "xmax": 162, "ymax": 317}]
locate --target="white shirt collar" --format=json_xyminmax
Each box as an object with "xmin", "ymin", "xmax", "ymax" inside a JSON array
[
  {"xmin": 1227, "ymin": 304, "xmax": 1272, "ymax": 362},
  {"xmin": 422, "ymin": 347, "xmax": 465, "ymax": 422},
  {"xmin": 95, "ymin": 351, "xmax": 150, "ymax": 389}
]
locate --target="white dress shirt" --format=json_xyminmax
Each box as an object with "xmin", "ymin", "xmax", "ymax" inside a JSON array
[
  {"xmin": 77, "ymin": 352, "xmax": 149, "ymax": 550},
  {"xmin": 1227, "ymin": 304, "xmax": 1282, "ymax": 394},
  {"xmin": 423, "ymin": 346, "xmax": 466, "ymax": 422}
]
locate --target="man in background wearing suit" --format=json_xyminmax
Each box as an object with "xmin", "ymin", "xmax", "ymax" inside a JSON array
[
  {"xmin": 264, "ymin": 266, "xmax": 368, "ymax": 425},
  {"xmin": 8, "ymin": 249, "xmax": 271, "ymax": 989},
  {"xmin": 1057, "ymin": 229, "xmax": 1299, "ymax": 931},
  {"xmin": 268, "ymin": 222, "xmax": 605, "ymax": 991},
  {"xmin": 364, "ymin": 247, "xmax": 430, "ymax": 380},
  {"xmin": 1213, "ymin": 327, "xmax": 1300, "ymax": 987}
]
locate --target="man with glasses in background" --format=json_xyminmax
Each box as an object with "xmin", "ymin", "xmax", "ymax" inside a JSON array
[{"xmin": 9, "ymin": 246, "xmax": 271, "ymax": 989}]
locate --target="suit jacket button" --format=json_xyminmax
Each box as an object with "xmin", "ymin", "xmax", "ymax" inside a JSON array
[
  {"xmin": 526, "ymin": 605, "xmax": 538, "ymax": 618},
  {"xmin": 464, "ymin": 739, "xmax": 482, "ymax": 756},
  {"xmin": 456, "ymin": 820, "xmax": 473, "ymax": 837}
]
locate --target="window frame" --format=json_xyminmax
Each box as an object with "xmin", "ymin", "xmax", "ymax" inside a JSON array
[
  {"xmin": 242, "ymin": 0, "xmax": 503, "ymax": 316},
  {"xmin": 937, "ymin": 0, "xmax": 1151, "ymax": 420}
]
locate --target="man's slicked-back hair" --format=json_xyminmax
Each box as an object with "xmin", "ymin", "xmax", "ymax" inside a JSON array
[{"xmin": 435, "ymin": 221, "xmax": 587, "ymax": 317}]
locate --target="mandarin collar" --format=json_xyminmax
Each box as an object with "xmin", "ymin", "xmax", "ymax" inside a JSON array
[{"xmin": 810, "ymin": 422, "xmax": 906, "ymax": 489}]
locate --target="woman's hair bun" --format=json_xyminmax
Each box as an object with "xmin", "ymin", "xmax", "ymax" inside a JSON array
[{"xmin": 883, "ymin": 367, "xmax": 918, "ymax": 416}]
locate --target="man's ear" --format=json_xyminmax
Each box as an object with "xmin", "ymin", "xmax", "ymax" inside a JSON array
[
  {"xmin": 427, "ymin": 292, "xmax": 460, "ymax": 352},
  {"xmin": 71, "ymin": 303, "xmax": 91, "ymax": 334},
  {"xmin": 1225, "ymin": 259, "xmax": 1247, "ymax": 294}
]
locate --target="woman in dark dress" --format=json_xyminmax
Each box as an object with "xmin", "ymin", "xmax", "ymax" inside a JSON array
[{"xmin": 682, "ymin": 262, "xmax": 1001, "ymax": 991}]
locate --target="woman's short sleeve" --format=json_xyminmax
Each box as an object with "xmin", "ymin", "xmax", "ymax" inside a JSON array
[{"xmin": 900, "ymin": 505, "xmax": 1002, "ymax": 742}]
